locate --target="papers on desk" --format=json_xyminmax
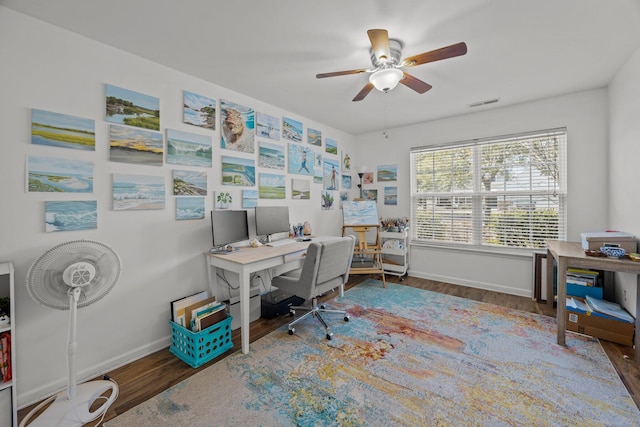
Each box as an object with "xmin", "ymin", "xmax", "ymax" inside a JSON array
[{"xmin": 585, "ymin": 295, "xmax": 635, "ymax": 323}]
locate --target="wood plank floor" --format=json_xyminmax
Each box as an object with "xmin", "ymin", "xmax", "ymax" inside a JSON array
[{"xmin": 18, "ymin": 274, "xmax": 640, "ymax": 425}]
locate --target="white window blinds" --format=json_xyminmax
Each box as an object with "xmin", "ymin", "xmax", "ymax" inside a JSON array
[{"xmin": 410, "ymin": 128, "xmax": 567, "ymax": 250}]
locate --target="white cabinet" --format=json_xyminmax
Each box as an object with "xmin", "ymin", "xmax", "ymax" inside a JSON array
[
  {"xmin": 0, "ymin": 262, "xmax": 16, "ymax": 427},
  {"xmin": 380, "ymin": 228, "xmax": 409, "ymax": 280}
]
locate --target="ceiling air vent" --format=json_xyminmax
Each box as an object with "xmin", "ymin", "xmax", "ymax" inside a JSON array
[{"xmin": 469, "ymin": 98, "xmax": 500, "ymax": 108}]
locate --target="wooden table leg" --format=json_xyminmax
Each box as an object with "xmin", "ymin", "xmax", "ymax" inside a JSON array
[
  {"xmin": 546, "ymin": 248, "xmax": 554, "ymax": 308},
  {"xmin": 556, "ymin": 257, "xmax": 567, "ymax": 346}
]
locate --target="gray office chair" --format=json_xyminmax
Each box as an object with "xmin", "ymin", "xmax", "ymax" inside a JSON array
[{"xmin": 271, "ymin": 235, "xmax": 356, "ymax": 340}]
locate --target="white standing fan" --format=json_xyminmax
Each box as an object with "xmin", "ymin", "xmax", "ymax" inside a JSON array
[{"xmin": 21, "ymin": 240, "xmax": 122, "ymax": 427}]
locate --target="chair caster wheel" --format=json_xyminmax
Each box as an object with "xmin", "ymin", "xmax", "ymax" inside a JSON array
[
  {"xmin": 326, "ymin": 333, "xmax": 332, "ymax": 340},
  {"xmin": 289, "ymin": 310, "xmax": 294, "ymax": 317},
  {"xmin": 320, "ymin": 304, "xmax": 326, "ymax": 309},
  {"xmin": 288, "ymin": 328, "xmax": 295, "ymax": 335},
  {"xmin": 343, "ymin": 316, "xmax": 350, "ymax": 322}
]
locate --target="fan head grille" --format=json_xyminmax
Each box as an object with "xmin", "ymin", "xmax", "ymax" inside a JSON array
[{"xmin": 26, "ymin": 240, "xmax": 122, "ymax": 310}]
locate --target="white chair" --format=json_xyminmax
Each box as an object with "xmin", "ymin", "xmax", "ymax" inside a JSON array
[{"xmin": 271, "ymin": 236, "xmax": 356, "ymax": 340}]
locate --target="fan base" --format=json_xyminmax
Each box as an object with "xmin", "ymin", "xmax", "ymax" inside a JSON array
[{"xmin": 19, "ymin": 380, "xmax": 118, "ymax": 427}]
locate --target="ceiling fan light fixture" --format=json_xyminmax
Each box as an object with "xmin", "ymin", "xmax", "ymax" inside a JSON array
[{"xmin": 369, "ymin": 68, "xmax": 403, "ymax": 93}]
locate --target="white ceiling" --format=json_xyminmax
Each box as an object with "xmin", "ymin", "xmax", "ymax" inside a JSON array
[{"xmin": 2, "ymin": 0, "xmax": 640, "ymax": 135}]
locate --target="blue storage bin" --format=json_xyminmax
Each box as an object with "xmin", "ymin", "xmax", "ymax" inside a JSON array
[
  {"xmin": 566, "ymin": 283, "xmax": 603, "ymax": 300},
  {"xmin": 170, "ymin": 316, "xmax": 233, "ymax": 368}
]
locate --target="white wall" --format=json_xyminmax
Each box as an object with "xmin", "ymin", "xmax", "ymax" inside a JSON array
[
  {"xmin": 355, "ymin": 89, "xmax": 610, "ymax": 297},
  {"xmin": 609, "ymin": 46, "xmax": 640, "ymax": 316},
  {"xmin": 0, "ymin": 8, "xmax": 356, "ymax": 407}
]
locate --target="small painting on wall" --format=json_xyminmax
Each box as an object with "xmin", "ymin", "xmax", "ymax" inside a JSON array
[
  {"xmin": 32, "ymin": 109, "xmax": 95, "ymax": 151},
  {"xmin": 384, "ymin": 186, "xmax": 398, "ymax": 205},
  {"xmin": 323, "ymin": 157, "xmax": 339, "ymax": 191},
  {"xmin": 242, "ymin": 189, "xmax": 258, "ymax": 208},
  {"xmin": 215, "ymin": 191, "xmax": 234, "ymax": 209},
  {"xmin": 292, "ymin": 178, "xmax": 310, "ymax": 200},
  {"xmin": 28, "ymin": 155, "xmax": 94, "ymax": 193},
  {"xmin": 321, "ymin": 190, "xmax": 335, "ymax": 210},
  {"xmin": 222, "ymin": 155, "xmax": 255, "ymax": 186},
  {"xmin": 176, "ymin": 197, "xmax": 205, "ymax": 220},
  {"xmin": 106, "ymin": 84, "xmax": 160, "ymax": 130},
  {"xmin": 259, "ymin": 141, "xmax": 285, "ymax": 170},
  {"xmin": 45, "ymin": 200, "xmax": 97, "ymax": 232},
  {"xmin": 112, "ymin": 173, "xmax": 165, "ymax": 210},
  {"xmin": 363, "ymin": 172, "xmax": 374, "ymax": 184},
  {"xmin": 109, "ymin": 124, "xmax": 163, "ymax": 166},
  {"xmin": 173, "ymin": 170, "xmax": 207, "ymax": 196},
  {"xmin": 325, "ymin": 138, "xmax": 338, "ymax": 155},
  {"xmin": 314, "ymin": 168, "xmax": 323, "ymax": 184},
  {"xmin": 220, "ymin": 99, "xmax": 255, "ymax": 153},
  {"xmin": 259, "ymin": 173, "xmax": 286, "ymax": 199},
  {"xmin": 341, "ymin": 150, "xmax": 351, "ymax": 172},
  {"xmin": 256, "ymin": 111, "xmax": 281, "ymax": 140},
  {"xmin": 339, "ymin": 191, "xmax": 349, "ymax": 208},
  {"xmin": 288, "ymin": 143, "xmax": 313, "ymax": 176},
  {"xmin": 183, "ymin": 90, "xmax": 216, "ymax": 130},
  {"xmin": 377, "ymin": 164, "xmax": 398, "ymax": 181},
  {"xmin": 363, "ymin": 189, "xmax": 378, "ymax": 202},
  {"xmin": 283, "ymin": 117, "xmax": 303, "ymax": 142},
  {"xmin": 166, "ymin": 128, "xmax": 212, "ymax": 168},
  {"xmin": 307, "ymin": 128, "xmax": 321, "ymax": 146},
  {"xmin": 342, "ymin": 175, "xmax": 352, "ymax": 189}
]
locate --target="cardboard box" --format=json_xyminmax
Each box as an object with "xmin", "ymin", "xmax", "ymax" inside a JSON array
[
  {"xmin": 581, "ymin": 231, "xmax": 636, "ymax": 253},
  {"xmin": 565, "ymin": 297, "xmax": 635, "ymax": 346}
]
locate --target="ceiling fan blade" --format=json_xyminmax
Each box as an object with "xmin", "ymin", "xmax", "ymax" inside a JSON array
[
  {"xmin": 352, "ymin": 82, "xmax": 374, "ymax": 102},
  {"xmin": 403, "ymin": 42, "xmax": 468, "ymax": 67},
  {"xmin": 367, "ymin": 29, "xmax": 391, "ymax": 62},
  {"xmin": 316, "ymin": 68, "xmax": 368, "ymax": 79},
  {"xmin": 400, "ymin": 72, "xmax": 432, "ymax": 94}
]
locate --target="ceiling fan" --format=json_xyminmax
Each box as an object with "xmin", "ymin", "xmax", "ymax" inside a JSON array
[{"xmin": 316, "ymin": 29, "xmax": 467, "ymax": 101}]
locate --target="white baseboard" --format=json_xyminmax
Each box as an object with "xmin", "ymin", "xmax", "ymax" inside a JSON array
[
  {"xmin": 18, "ymin": 335, "xmax": 172, "ymax": 409},
  {"xmin": 408, "ymin": 270, "xmax": 532, "ymax": 298}
]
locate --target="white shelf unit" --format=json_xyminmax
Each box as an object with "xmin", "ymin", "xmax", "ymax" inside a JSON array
[
  {"xmin": 0, "ymin": 262, "xmax": 16, "ymax": 427},
  {"xmin": 380, "ymin": 228, "xmax": 409, "ymax": 280}
]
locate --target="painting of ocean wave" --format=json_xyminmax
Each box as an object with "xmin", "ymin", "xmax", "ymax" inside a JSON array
[
  {"xmin": 176, "ymin": 197, "xmax": 205, "ymax": 220},
  {"xmin": 259, "ymin": 141, "xmax": 285, "ymax": 170},
  {"xmin": 343, "ymin": 201, "xmax": 378, "ymax": 226},
  {"xmin": 28, "ymin": 155, "xmax": 94, "ymax": 193},
  {"xmin": 222, "ymin": 156, "xmax": 255, "ymax": 186},
  {"xmin": 183, "ymin": 91, "xmax": 215, "ymax": 130},
  {"xmin": 112, "ymin": 173, "xmax": 165, "ymax": 210},
  {"xmin": 45, "ymin": 200, "xmax": 97, "ymax": 232},
  {"xmin": 32, "ymin": 109, "xmax": 95, "ymax": 151},
  {"xmin": 166, "ymin": 128, "xmax": 212, "ymax": 167}
]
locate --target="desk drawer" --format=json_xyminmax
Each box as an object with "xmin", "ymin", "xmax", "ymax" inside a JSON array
[{"xmin": 284, "ymin": 249, "xmax": 307, "ymax": 263}]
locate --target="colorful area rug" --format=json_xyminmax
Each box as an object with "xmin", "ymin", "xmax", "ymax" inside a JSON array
[{"xmin": 106, "ymin": 280, "xmax": 640, "ymax": 426}]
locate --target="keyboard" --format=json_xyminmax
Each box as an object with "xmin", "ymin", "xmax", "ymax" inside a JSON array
[{"xmin": 266, "ymin": 239, "xmax": 295, "ymax": 247}]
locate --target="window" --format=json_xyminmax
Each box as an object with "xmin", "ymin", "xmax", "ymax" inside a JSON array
[{"xmin": 410, "ymin": 128, "xmax": 566, "ymax": 250}]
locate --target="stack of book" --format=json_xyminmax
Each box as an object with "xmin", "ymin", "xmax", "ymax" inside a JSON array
[
  {"xmin": 170, "ymin": 291, "xmax": 228, "ymax": 332},
  {"xmin": 0, "ymin": 332, "xmax": 10, "ymax": 382},
  {"xmin": 566, "ymin": 268, "xmax": 603, "ymax": 299}
]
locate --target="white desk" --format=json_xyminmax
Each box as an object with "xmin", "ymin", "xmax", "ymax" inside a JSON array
[{"xmin": 204, "ymin": 240, "xmax": 313, "ymax": 354}]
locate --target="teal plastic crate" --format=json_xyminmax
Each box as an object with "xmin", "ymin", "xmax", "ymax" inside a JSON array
[{"xmin": 170, "ymin": 316, "xmax": 233, "ymax": 368}]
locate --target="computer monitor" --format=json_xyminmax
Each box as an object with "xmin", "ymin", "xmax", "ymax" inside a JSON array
[
  {"xmin": 210, "ymin": 210, "xmax": 249, "ymax": 253},
  {"xmin": 254, "ymin": 206, "xmax": 290, "ymax": 241}
]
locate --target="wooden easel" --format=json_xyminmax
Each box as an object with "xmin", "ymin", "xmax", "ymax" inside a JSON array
[{"xmin": 342, "ymin": 224, "xmax": 386, "ymax": 287}]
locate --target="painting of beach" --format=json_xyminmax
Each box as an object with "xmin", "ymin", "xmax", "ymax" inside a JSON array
[
  {"xmin": 32, "ymin": 109, "xmax": 95, "ymax": 151},
  {"xmin": 109, "ymin": 124, "xmax": 163, "ymax": 166},
  {"xmin": 166, "ymin": 128, "xmax": 212, "ymax": 168},
  {"xmin": 259, "ymin": 141, "xmax": 285, "ymax": 170},
  {"xmin": 384, "ymin": 186, "xmax": 398, "ymax": 205},
  {"xmin": 242, "ymin": 189, "xmax": 258, "ymax": 208},
  {"xmin": 282, "ymin": 117, "xmax": 302, "ymax": 142},
  {"xmin": 288, "ymin": 143, "xmax": 313, "ymax": 176},
  {"xmin": 307, "ymin": 128, "xmax": 321, "ymax": 146},
  {"xmin": 183, "ymin": 91, "xmax": 216, "ymax": 130},
  {"xmin": 112, "ymin": 173, "xmax": 165, "ymax": 210},
  {"xmin": 259, "ymin": 173, "xmax": 285, "ymax": 199},
  {"xmin": 325, "ymin": 137, "xmax": 338, "ymax": 155},
  {"xmin": 222, "ymin": 156, "xmax": 255, "ymax": 186},
  {"xmin": 292, "ymin": 178, "xmax": 310, "ymax": 199},
  {"xmin": 342, "ymin": 200, "xmax": 378, "ymax": 225},
  {"xmin": 377, "ymin": 164, "xmax": 398, "ymax": 181},
  {"xmin": 256, "ymin": 111, "xmax": 280, "ymax": 140},
  {"xmin": 173, "ymin": 170, "xmax": 207, "ymax": 195},
  {"xmin": 176, "ymin": 197, "xmax": 205, "ymax": 220},
  {"xmin": 323, "ymin": 157, "xmax": 339, "ymax": 191},
  {"xmin": 28, "ymin": 155, "xmax": 94, "ymax": 193},
  {"xmin": 106, "ymin": 84, "xmax": 160, "ymax": 130},
  {"xmin": 45, "ymin": 200, "xmax": 97, "ymax": 232}
]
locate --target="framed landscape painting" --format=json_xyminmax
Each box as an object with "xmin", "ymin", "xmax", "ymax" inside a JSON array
[
  {"xmin": 176, "ymin": 197, "xmax": 205, "ymax": 220},
  {"xmin": 377, "ymin": 164, "xmax": 398, "ymax": 181},
  {"xmin": 222, "ymin": 155, "xmax": 255, "ymax": 186},
  {"xmin": 282, "ymin": 117, "xmax": 303, "ymax": 142},
  {"xmin": 105, "ymin": 84, "xmax": 160, "ymax": 131},
  {"xmin": 109, "ymin": 124, "xmax": 163, "ymax": 166},
  {"xmin": 325, "ymin": 138, "xmax": 338, "ymax": 155},
  {"xmin": 292, "ymin": 178, "xmax": 310, "ymax": 200},
  {"xmin": 112, "ymin": 173, "xmax": 165, "ymax": 210},
  {"xmin": 172, "ymin": 170, "xmax": 207, "ymax": 196},
  {"xmin": 259, "ymin": 173, "xmax": 285, "ymax": 199},
  {"xmin": 32, "ymin": 109, "xmax": 95, "ymax": 151},
  {"xmin": 307, "ymin": 128, "xmax": 321, "ymax": 146},
  {"xmin": 384, "ymin": 186, "xmax": 398, "ymax": 205},
  {"xmin": 45, "ymin": 200, "xmax": 97, "ymax": 232},
  {"xmin": 259, "ymin": 141, "xmax": 285, "ymax": 170},
  {"xmin": 166, "ymin": 128, "xmax": 212, "ymax": 168},
  {"xmin": 28, "ymin": 155, "xmax": 94, "ymax": 193},
  {"xmin": 242, "ymin": 189, "xmax": 258, "ymax": 208},
  {"xmin": 183, "ymin": 90, "xmax": 216, "ymax": 130}
]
